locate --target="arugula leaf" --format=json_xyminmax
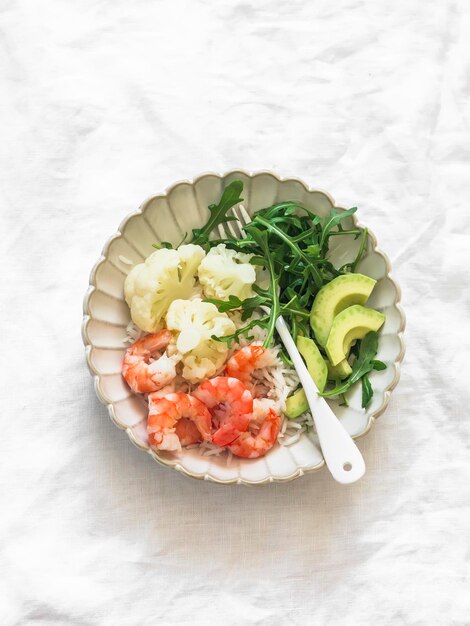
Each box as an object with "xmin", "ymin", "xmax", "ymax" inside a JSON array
[
  {"xmin": 253, "ymin": 201, "xmax": 303, "ymax": 220},
  {"xmin": 204, "ymin": 294, "xmax": 244, "ymax": 312},
  {"xmin": 305, "ymin": 243, "xmax": 320, "ymax": 257},
  {"xmin": 319, "ymin": 207, "xmax": 358, "ymax": 249},
  {"xmin": 372, "ymin": 359, "xmax": 386, "ymax": 371},
  {"xmin": 320, "ymin": 331, "xmax": 379, "ymax": 399},
  {"xmin": 211, "ymin": 316, "xmax": 270, "ymax": 348},
  {"xmin": 205, "ymin": 293, "xmax": 270, "ymax": 320},
  {"xmin": 191, "ymin": 180, "xmax": 244, "ymax": 246},
  {"xmin": 361, "ymin": 374, "xmax": 373, "ymax": 408},
  {"xmin": 249, "ymin": 255, "xmax": 266, "ymax": 266},
  {"xmin": 278, "ymin": 348, "xmax": 294, "ymax": 367},
  {"xmin": 271, "ymin": 215, "xmax": 304, "ymax": 229}
]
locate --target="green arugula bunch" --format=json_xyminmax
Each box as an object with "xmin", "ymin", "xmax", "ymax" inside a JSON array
[
  {"xmin": 198, "ymin": 182, "xmax": 364, "ymax": 343},
  {"xmin": 187, "ymin": 179, "xmax": 382, "ymax": 407}
]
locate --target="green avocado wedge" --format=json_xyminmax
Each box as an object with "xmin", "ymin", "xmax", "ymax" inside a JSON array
[
  {"xmin": 310, "ymin": 273, "xmax": 377, "ymax": 346},
  {"xmin": 285, "ymin": 336, "xmax": 327, "ymax": 419},
  {"xmin": 325, "ymin": 304, "xmax": 385, "ymax": 366},
  {"xmin": 327, "ymin": 358, "xmax": 352, "ymax": 380}
]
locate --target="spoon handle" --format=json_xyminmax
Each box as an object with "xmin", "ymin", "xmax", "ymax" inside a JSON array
[{"xmin": 275, "ymin": 315, "xmax": 366, "ymax": 484}]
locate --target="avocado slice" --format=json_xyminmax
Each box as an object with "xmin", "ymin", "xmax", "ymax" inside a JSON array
[
  {"xmin": 325, "ymin": 304, "xmax": 385, "ymax": 366},
  {"xmin": 310, "ymin": 273, "xmax": 377, "ymax": 346},
  {"xmin": 327, "ymin": 358, "xmax": 352, "ymax": 380},
  {"xmin": 285, "ymin": 336, "xmax": 327, "ymax": 419}
]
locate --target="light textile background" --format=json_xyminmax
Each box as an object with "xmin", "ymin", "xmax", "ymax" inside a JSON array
[{"xmin": 1, "ymin": 1, "xmax": 469, "ymax": 624}]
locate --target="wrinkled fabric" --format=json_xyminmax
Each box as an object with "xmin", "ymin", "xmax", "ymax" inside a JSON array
[{"xmin": 1, "ymin": 1, "xmax": 469, "ymax": 624}]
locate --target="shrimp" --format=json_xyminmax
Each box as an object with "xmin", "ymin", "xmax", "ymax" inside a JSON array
[
  {"xmin": 193, "ymin": 376, "xmax": 253, "ymax": 447},
  {"xmin": 227, "ymin": 409, "xmax": 280, "ymax": 459},
  {"xmin": 175, "ymin": 419, "xmax": 202, "ymax": 446},
  {"xmin": 149, "ymin": 385, "xmax": 201, "ymax": 445},
  {"xmin": 225, "ymin": 344, "xmax": 277, "ymax": 391},
  {"xmin": 252, "ymin": 397, "xmax": 278, "ymax": 426},
  {"xmin": 148, "ymin": 392, "xmax": 212, "ymax": 451},
  {"xmin": 122, "ymin": 330, "xmax": 176, "ymax": 394}
]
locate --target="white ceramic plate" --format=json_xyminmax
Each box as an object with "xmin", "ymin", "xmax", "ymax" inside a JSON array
[{"xmin": 82, "ymin": 171, "xmax": 405, "ymax": 485}]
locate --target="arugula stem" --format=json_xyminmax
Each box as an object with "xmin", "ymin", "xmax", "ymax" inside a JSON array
[
  {"xmin": 327, "ymin": 229, "xmax": 362, "ymax": 237},
  {"xmin": 291, "ymin": 316, "xmax": 299, "ymax": 342},
  {"xmin": 350, "ymin": 228, "xmax": 368, "ymax": 272},
  {"xmin": 290, "ymin": 228, "xmax": 320, "ymax": 243},
  {"xmin": 280, "ymin": 306, "xmax": 310, "ymax": 318},
  {"xmin": 320, "ymin": 380, "xmax": 351, "ymax": 398},
  {"xmin": 262, "ymin": 250, "xmax": 280, "ymax": 348},
  {"xmin": 212, "ymin": 316, "xmax": 270, "ymax": 347}
]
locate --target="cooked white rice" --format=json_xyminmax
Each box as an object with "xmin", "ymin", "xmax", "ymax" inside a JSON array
[{"xmin": 199, "ymin": 441, "xmax": 225, "ymax": 457}]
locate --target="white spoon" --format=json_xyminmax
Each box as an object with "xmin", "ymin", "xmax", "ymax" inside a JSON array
[{"xmin": 272, "ymin": 314, "xmax": 365, "ymax": 484}]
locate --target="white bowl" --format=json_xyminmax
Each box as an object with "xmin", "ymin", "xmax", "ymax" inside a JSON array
[{"xmin": 82, "ymin": 171, "xmax": 405, "ymax": 485}]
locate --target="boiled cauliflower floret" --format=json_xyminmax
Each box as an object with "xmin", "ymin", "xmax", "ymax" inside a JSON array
[
  {"xmin": 179, "ymin": 345, "xmax": 228, "ymax": 384},
  {"xmin": 124, "ymin": 244, "xmax": 205, "ymax": 332},
  {"xmin": 198, "ymin": 244, "xmax": 256, "ymax": 301},
  {"xmin": 166, "ymin": 299, "xmax": 236, "ymax": 383}
]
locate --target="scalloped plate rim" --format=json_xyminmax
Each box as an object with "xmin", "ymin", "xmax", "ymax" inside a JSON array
[{"xmin": 81, "ymin": 170, "xmax": 406, "ymax": 486}]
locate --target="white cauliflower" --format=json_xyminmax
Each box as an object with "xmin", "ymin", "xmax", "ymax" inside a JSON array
[
  {"xmin": 198, "ymin": 244, "xmax": 256, "ymax": 301},
  {"xmin": 124, "ymin": 244, "xmax": 205, "ymax": 332},
  {"xmin": 166, "ymin": 299, "xmax": 236, "ymax": 383}
]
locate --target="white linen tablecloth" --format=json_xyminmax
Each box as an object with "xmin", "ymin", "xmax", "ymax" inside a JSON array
[{"xmin": 1, "ymin": 1, "xmax": 469, "ymax": 624}]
